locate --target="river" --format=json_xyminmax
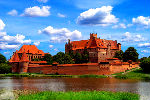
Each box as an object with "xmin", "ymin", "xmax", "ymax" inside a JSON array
[{"xmin": 0, "ymin": 77, "xmax": 150, "ymax": 100}]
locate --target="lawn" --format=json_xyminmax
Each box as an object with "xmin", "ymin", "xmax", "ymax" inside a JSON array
[
  {"xmin": 18, "ymin": 91, "xmax": 139, "ymax": 100},
  {"xmin": 115, "ymin": 68, "xmax": 150, "ymax": 80}
]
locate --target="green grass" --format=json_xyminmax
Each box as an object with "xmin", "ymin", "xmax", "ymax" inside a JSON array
[
  {"xmin": 0, "ymin": 73, "xmax": 107, "ymax": 78},
  {"xmin": 115, "ymin": 68, "xmax": 150, "ymax": 80},
  {"xmin": 18, "ymin": 91, "xmax": 139, "ymax": 100}
]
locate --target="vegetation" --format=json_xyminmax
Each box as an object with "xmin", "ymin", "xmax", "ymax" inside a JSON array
[
  {"xmin": 140, "ymin": 58, "xmax": 150, "ymax": 73},
  {"xmin": 0, "ymin": 53, "xmax": 7, "ymax": 64},
  {"xmin": 115, "ymin": 68, "xmax": 150, "ymax": 80},
  {"xmin": 43, "ymin": 54, "xmax": 53, "ymax": 64},
  {"xmin": 0, "ymin": 73, "xmax": 107, "ymax": 78},
  {"xmin": 0, "ymin": 53, "xmax": 11, "ymax": 74},
  {"xmin": 114, "ymin": 47, "xmax": 139, "ymax": 62},
  {"xmin": 18, "ymin": 91, "xmax": 139, "ymax": 100}
]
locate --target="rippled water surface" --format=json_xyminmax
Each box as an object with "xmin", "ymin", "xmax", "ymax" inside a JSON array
[{"xmin": 0, "ymin": 77, "xmax": 150, "ymax": 100}]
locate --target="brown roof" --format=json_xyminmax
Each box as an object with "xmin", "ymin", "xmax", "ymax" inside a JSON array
[{"xmin": 18, "ymin": 45, "xmax": 45, "ymax": 56}]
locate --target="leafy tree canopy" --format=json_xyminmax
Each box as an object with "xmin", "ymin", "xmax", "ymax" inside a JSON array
[
  {"xmin": 123, "ymin": 47, "xmax": 139, "ymax": 62},
  {"xmin": 140, "ymin": 58, "xmax": 150, "ymax": 73},
  {"xmin": 0, "ymin": 63, "xmax": 11, "ymax": 74},
  {"xmin": 114, "ymin": 50, "xmax": 124, "ymax": 60},
  {"xmin": 0, "ymin": 53, "xmax": 6, "ymax": 64}
]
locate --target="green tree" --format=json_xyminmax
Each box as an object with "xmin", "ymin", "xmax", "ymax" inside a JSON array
[
  {"xmin": 140, "ymin": 57, "xmax": 147, "ymax": 62},
  {"xmin": 82, "ymin": 49, "xmax": 89, "ymax": 63},
  {"xmin": 43, "ymin": 54, "xmax": 53, "ymax": 64},
  {"xmin": 0, "ymin": 63, "xmax": 11, "ymax": 74},
  {"xmin": 114, "ymin": 50, "xmax": 124, "ymax": 60},
  {"xmin": 123, "ymin": 47, "xmax": 139, "ymax": 62},
  {"xmin": 0, "ymin": 53, "xmax": 6, "ymax": 64},
  {"xmin": 74, "ymin": 52, "xmax": 82, "ymax": 64},
  {"xmin": 53, "ymin": 52, "xmax": 65, "ymax": 64},
  {"xmin": 140, "ymin": 58, "xmax": 150, "ymax": 73},
  {"xmin": 64, "ymin": 54, "xmax": 75, "ymax": 64}
]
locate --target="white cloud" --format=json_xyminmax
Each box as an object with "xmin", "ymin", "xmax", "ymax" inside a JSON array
[
  {"xmin": 121, "ymin": 32, "xmax": 146, "ymax": 42},
  {"xmin": 21, "ymin": 6, "xmax": 50, "ymax": 17},
  {"xmin": 0, "ymin": 32, "xmax": 6, "ymax": 37},
  {"xmin": 4, "ymin": 51, "xmax": 10, "ymax": 54},
  {"xmin": 57, "ymin": 13, "xmax": 66, "ymax": 18},
  {"xmin": 0, "ymin": 19, "xmax": 5, "ymax": 31},
  {"xmin": 77, "ymin": 6, "xmax": 118, "ymax": 26},
  {"xmin": 33, "ymin": 41, "xmax": 40, "ymax": 46},
  {"xmin": 0, "ymin": 42, "xmax": 19, "ymax": 50},
  {"xmin": 49, "ymin": 45, "xmax": 53, "ymax": 48},
  {"xmin": 132, "ymin": 16, "xmax": 150, "ymax": 28},
  {"xmin": 38, "ymin": 26, "xmax": 82, "ymax": 42},
  {"xmin": 37, "ymin": 0, "xmax": 48, "ymax": 3},
  {"xmin": 0, "ymin": 34, "xmax": 31, "ymax": 44},
  {"xmin": 141, "ymin": 50, "xmax": 150, "ymax": 53},
  {"xmin": 112, "ymin": 23, "xmax": 126, "ymax": 29},
  {"xmin": 138, "ymin": 43, "xmax": 150, "ymax": 48},
  {"xmin": 7, "ymin": 9, "xmax": 18, "ymax": 16}
]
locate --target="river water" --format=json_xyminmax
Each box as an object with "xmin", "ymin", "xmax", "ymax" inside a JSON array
[{"xmin": 0, "ymin": 77, "xmax": 150, "ymax": 100}]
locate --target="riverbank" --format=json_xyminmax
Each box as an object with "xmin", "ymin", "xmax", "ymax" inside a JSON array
[
  {"xmin": 18, "ymin": 91, "xmax": 139, "ymax": 100},
  {"xmin": 115, "ymin": 68, "xmax": 150, "ymax": 80},
  {"xmin": 0, "ymin": 73, "xmax": 107, "ymax": 78}
]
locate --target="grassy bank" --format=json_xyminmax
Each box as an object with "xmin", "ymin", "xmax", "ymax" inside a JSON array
[
  {"xmin": 115, "ymin": 68, "xmax": 150, "ymax": 80},
  {"xmin": 18, "ymin": 91, "xmax": 139, "ymax": 100},
  {"xmin": 0, "ymin": 73, "xmax": 107, "ymax": 78}
]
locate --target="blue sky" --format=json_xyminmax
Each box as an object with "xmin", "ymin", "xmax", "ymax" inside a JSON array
[{"xmin": 0, "ymin": 0, "xmax": 150, "ymax": 59}]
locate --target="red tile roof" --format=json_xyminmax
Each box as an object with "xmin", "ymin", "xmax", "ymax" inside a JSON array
[
  {"xmin": 18, "ymin": 45, "xmax": 45, "ymax": 56},
  {"xmin": 20, "ymin": 52, "xmax": 29, "ymax": 62},
  {"xmin": 70, "ymin": 38, "xmax": 118, "ymax": 50},
  {"xmin": 9, "ymin": 52, "xmax": 20, "ymax": 62}
]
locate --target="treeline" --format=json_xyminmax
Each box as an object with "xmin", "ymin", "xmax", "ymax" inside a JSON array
[
  {"xmin": 32, "ymin": 50, "xmax": 89, "ymax": 64},
  {"xmin": 0, "ymin": 53, "xmax": 11, "ymax": 74},
  {"xmin": 114, "ymin": 47, "xmax": 139, "ymax": 62},
  {"xmin": 139, "ymin": 56, "xmax": 150, "ymax": 73}
]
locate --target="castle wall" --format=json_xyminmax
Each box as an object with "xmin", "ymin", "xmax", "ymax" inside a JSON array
[{"xmin": 27, "ymin": 62, "xmax": 139, "ymax": 75}]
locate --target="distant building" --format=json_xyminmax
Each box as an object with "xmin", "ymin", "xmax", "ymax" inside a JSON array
[
  {"xmin": 65, "ymin": 33, "xmax": 121, "ymax": 63},
  {"xmin": 9, "ymin": 45, "xmax": 48, "ymax": 73}
]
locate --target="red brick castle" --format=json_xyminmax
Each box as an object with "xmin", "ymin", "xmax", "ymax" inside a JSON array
[{"xmin": 65, "ymin": 33, "xmax": 121, "ymax": 63}]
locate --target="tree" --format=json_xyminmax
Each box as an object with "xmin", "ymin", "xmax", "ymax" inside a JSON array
[
  {"xmin": 43, "ymin": 54, "xmax": 53, "ymax": 64},
  {"xmin": 0, "ymin": 63, "xmax": 11, "ymax": 74},
  {"xmin": 82, "ymin": 49, "xmax": 89, "ymax": 63},
  {"xmin": 114, "ymin": 50, "xmax": 124, "ymax": 60},
  {"xmin": 140, "ymin": 57, "xmax": 147, "ymax": 62},
  {"xmin": 64, "ymin": 54, "xmax": 75, "ymax": 64},
  {"xmin": 123, "ymin": 47, "xmax": 139, "ymax": 62},
  {"xmin": 74, "ymin": 52, "xmax": 82, "ymax": 64},
  {"xmin": 0, "ymin": 53, "xmax": 6, "ymax": 64},
  {"xmin": 140, "ymin": 58, "xmax": 150, "ymax": 73},
  {"xmin": 53, "ymin": 52, "xmax": 65, "ymax": 64}
]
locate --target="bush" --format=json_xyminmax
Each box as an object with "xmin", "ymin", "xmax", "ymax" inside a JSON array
[
  {"xmin": 140, "ymin": 58, "xmax": 150, "ymax": 73},
  {"xmin": 0, "ymin": 63, "xmax": 11, "ymax": 74}
]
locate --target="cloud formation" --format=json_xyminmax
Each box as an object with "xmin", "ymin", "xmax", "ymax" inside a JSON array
[
  {"xmin": 112, "ymin": 23, "xmax": 126, "ymax": 29},
  {"xmin": 57, "ymin": 13, "xmax": 66, "ymax": 18},
  {"xmin": 21, "ymin": 6, "xmax": 50, "ymax": 17},
  {"xmin": 0, "ymin": 19, "xmax": 5, "ymax": 31},
  {"xmin": 141, "ymin": 50, "xmax": 150, "ymax": 53},
  {"xmin": 7, "ymin": 9, "xmax": 18, "ymax": 16},
  {"xmin": 132, "ymin": 16, "xmax": 150, "ymax": 29},
  {"xmin": 38, "ymin": 26, "xmax": 82, "ymax": 42},
  {"xmin": 49, "ymin": 45, "xmax": 53, "ymax": 48},
  {"xmin": 121, "ymin": 32, "xmax": 146, "ymax": 42},
  {"xmin": 0, "ymin": 19, "xmax": 31, "ymax": 50},
  {"xmin": 77, "ymin": 6, "xmax": 118, "ymax": 26},
  {"xmin": 138, "ymin": 43, "xmax": 150, "ymax": 48},
  {"xmin": 37, "ymin": 0, "xmax": 48, "ymax": 3},
  {"xmin": 33, "ymin": 41, "xmax": 40, "ymax": 46}
]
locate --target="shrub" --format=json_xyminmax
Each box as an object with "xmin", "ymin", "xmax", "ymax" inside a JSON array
[
  {"xmin": 0, "ymin": 63, "xmax": 11, "ymax": 74},
  {"xmin": 140, "ymin": 58, "xmax": 150, "ymax": 73},
  {"xmin": 0, "ymin": 53, "xmax": 6, "ymax": 64}
]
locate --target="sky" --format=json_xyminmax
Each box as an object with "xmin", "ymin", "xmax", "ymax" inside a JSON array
[{"xmin": 0, "ymin": 0, "xmax": 150, "ymax": 59}]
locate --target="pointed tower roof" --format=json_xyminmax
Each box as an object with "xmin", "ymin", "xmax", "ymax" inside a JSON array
[
  {"xmin": 20, "ymin": 51, "xmax": 29, "ymax": 62},
  {"xmin": 9, "ymin": 51, "xmax": 20, "ymax": 62}
]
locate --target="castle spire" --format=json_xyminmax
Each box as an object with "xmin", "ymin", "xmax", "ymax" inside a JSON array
[{"xmin": 9, "ymin": 52, "xmax": 20, "ymax": 62}]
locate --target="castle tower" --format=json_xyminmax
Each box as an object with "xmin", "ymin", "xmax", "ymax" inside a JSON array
[
  {"xmin": 90, "ymin": 33, "xmax": 97, "ymax": 39},
  {"xmin": 19, "ymin": 51, "xmax": 29, "ymax": 73},
  {"xmin": 9, "ymin": 51, "xmax": 20, "ymax": 73}
]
